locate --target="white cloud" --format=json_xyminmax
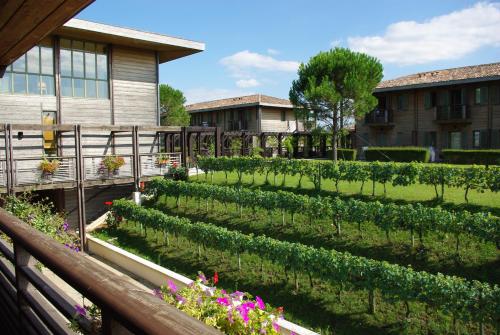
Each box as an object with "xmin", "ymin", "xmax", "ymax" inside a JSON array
[
  {"xmin": 330, "ymin": 39, "xmax": 342, "ymax": 48},
  {"xmin": 267, "ymin": 48, "xmax": 280, "ymax": 55},
  {"xmin": 347, "ymin": 2, "xmax": 500, "ymax": 65},
  {"xmin": 236, "ymin": 78, "xmax": 260, "ymax": 88},
  {"xmin": 220, "ymin": 50, "xmax": 299, "ymax": 78},
  {"xmin": 184, "ymin": 88, "xmax": 255, "ymax": 105}
]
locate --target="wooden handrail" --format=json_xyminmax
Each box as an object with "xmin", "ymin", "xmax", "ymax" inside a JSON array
[{"xmin": 0, "ymin": 208, "xmax": 221, "ymax": 335}]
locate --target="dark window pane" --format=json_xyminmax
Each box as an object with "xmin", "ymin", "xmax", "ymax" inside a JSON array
[
  {"xmin": 97, "ymin": 54, "xmax": 107, "ymax": 80},
  {"xmin": 85, "ymin": 52, "xmax": 96, "ymax": 78},
  {"xmin": 61, "ymin": 77, "xmax": 72, "ymax": 96},
  {"xmin": 60, "ymin": 49, "xmax": 72, "ymax": 76},
  {"xmin": 27, "ymin": 74, "xmax": 40, "ymax": 94},
  {"xmin": 41, "ymin": 76, "xmax": 54, "ymax": 95},
  {"xmin": 86, "ymin": 80, "xmax": 96, "ymax": 98},
  {"xmin": 0, "ymin": 73, "xmax": 11, "ymax": 93},
  {"xmin": 72, "ymin": 51, "xmax": 84, "ymax": 77},
  {"xmin": 40, "ymin": 47, "xmax": 53, "ymax": 75},
  {"xmin": 85, "ymin": 42, "xmax": 95, "ymax": 52},
  {"xmin": 74, "ymin": 78, "xmax": 84, "ymax": 97},
  {"xmin": 97, "ymin": 80, "xmax": 108, "ymax": 99},
  {"xmin": 13, "ymin": 73, "xmax": 26, "ymax": 93},
  {"xmin": 27, "ymin": 47, "xmax": 40, "ymax": 73},
  {"xmin": 13, "ymin": 55, "xmax": 26, "ymax": 72}
]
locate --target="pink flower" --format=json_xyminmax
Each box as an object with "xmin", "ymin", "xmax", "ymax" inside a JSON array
[
  {"xmin": 167, "ymin": 280, "xmax": 178, "ymax": 293},
  {"xmin": 256, "ymin": 296, "xmax": 265, "ymax": 310},
  {"xmin": 216, "ymin": 297, "xmax": 230, "ymax": 306},
  {"xmin": 176, "ymin": 294, "xmax": 186, "ymax": 304},
  {"xmin": 227, "ymin": 310, "xmax": 234, "ymax": 324},
  {"xmin": 152, "ymin": 288, "xmax": 163, "ymax": 299},
  {"xmin": 237, "ymin": 305, "xmax": 250, "ymax": 324},
  {"xmin": 272, "ymin": 321, "xmax": 280, "ymax": 332}
]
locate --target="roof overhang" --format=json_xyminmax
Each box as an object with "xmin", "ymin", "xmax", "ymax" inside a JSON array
[
  {"xmin": 187, "ymin": 102, "xmax": 294, "ymax": 114},
  {"xmin": 0, "ymin": 0, "xmax": 94, "ymax": 76},
  {"xmin": 374, "ymin": 76, "xmax": 500, "ymax": 93},
  {"xmin": 55, "ymin": 18, "xmax": 205, "ymax": 63}
]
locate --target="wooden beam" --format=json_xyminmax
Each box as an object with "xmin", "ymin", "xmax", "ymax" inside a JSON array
[{"xmin": 0, "ymin": 0, "xmax": 94, "ymax": 66}]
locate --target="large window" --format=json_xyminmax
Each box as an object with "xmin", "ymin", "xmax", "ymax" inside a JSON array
[
  {"xmin": 397, "ymin": 94, "xmax": 409, "ymax": 110},
  {"xmin": 0, "ymin": 41, "xmax": 54, "ymax": 95},
  {"xmin": 474, "ymin": 87, "xmax": 488, "ymax": 105},
  {"xmin": 60, "ymin": 39, "xmax": 108, "ymax": 99}
]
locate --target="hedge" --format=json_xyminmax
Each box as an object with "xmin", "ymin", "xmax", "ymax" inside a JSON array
[
  {"xmin": 442, "ymin": 149, "xmax": 500, "ymax": 165},
  {"xmin": 326, "ymin": 148, "xmax": 357, "ymax": 161},
  {"xmin": 365, "ymin": 147, "xmax": 430, "ymax": 163}
]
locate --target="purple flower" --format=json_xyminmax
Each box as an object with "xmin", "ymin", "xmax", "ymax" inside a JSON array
[
  {"xmin": 237, "ymin": 305, "xmax": 250, "ymax": 324},
  {"xmin": 216, "ymin": 297, "xmax": 230, "ymax": 306},
  {"xmin": 227, "ymin": 310, "xmax": 234, "ymax": 324},
  {"xmin": 175, "ymin": 294, "xmax": 186, "ymax": 304},
  {"xmin": 198, "ymin": 272, "xmax": 208, "ymax": 284},
  {"xmin": 74, "ymin": 304, "xmax": 86, "ymax": 317},
  {"xmin": 272, "ymin": 321, "xmax": 280, "ymax": 332},
  {"xmin": 167, "ymin": 280, "xmax": 178, "ymax": 293},
  {"xmin": 231, "ymin": 291, "xmax": 244, "ymax": 301},
  {"xmin": 153, "ymin": 288, "xmax": 163, "ymax": 299},
  {"xmin": 256, "ymin": 296, "xmax": 265, "ymax": 310},
  {"xmin": 62, "ymin": 221, "xmax": 69, "ymax": 232}
]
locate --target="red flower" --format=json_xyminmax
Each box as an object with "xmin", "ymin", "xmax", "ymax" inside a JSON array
[
  {"xmin": 172, "ymin": 162, "xmax": 178, "ymax": 168},
  {"xmin": 104, "ymin": 201, "xmax": 113, "ymax": 206},
  {"xmin": 139, "ymin": 182, "xmax": 145, "ymax": 191},
  {"xmin": 213, "ymin": 271, "xmax": 219, "ymax": 285}
]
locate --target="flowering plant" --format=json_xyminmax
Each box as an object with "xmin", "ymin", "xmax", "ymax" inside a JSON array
[
  {"xmin": 156, "ymin": 152, "xmax": 170, "ymax": 166},
  {"xmin": 38, "ymin": 157, "xmax": 60, "ymax": 175},
  {"xmin": 101, "ymin": 155, "xmax": 125, "ymax": 173},
  {"xmin": 155, "ymin": 273, "xmax": 284, "ymax": 334},
  {"xmin": 164, "ymin": 162, "xmax": 187, "ymax": 181},
  {"xmin": 104, "ymin": 201, "xmax": 122, "ymax": 230}
]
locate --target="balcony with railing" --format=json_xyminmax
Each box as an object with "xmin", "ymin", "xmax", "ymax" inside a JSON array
[
  {"xmin": 434, "ymin": 104, "xmax": 471, "ymax": 124},
  {"xmin": 364, "ymin": 108, "xmax": 394, "ymax": 127}
]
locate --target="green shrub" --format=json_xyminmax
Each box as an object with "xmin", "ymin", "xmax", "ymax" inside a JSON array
[
  {"xmin": 365, "ymin": 147, "xmax": 430, "ymax": 162},
  {"xmin": 442, "ymin": 149, "xmax": 500, "ymax": 165},
  {"xmin": 326, "ymin": 148, "xmax": 357, "ymax": 160}
]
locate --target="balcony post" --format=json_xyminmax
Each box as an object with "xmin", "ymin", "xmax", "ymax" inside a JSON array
[
  {"xmin": 277, "ymin": 133, "xmax": 283, "ymax": 156},
  {"xmin": 6, "ymin": 124, "xmax": 14, "ymax": 195},
  {"xmin": 13, "ymin": 243, "xmax": 35, "ymax": 333},
  {"xmin": 260, "ymin": 133, "xmax": 266, "ymax": 156},
  {"xmin": 132, "ymin": 126, "xmax": 140, "ymax": 192},
  {"xmin": 74, "ymin": 125, "xmax": 86, "ymax": 251},
  {"xmin": 4, "ymin": 124, "xmax": 11, "ymax": 195},
  {"xmin": 180, "ymin": 127, "xmax": 187, "ymax": 167},
  {"xmin": 215, "ymin": 127, "xmax": 222, "ymax": 157}
]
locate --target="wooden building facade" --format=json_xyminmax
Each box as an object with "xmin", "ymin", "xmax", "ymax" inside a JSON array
[
  {"xmin": 356, "ymin": 63, "xmax": 500, "ymax": 153},
  {"xmin": 0, "ymin": 18, "xmax": 204, "ymax": 226},
  {"xmin": 186, "ymin": 94, "xmax": 304, "ymax": 133}
]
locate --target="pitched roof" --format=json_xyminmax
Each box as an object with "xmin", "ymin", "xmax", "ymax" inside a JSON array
[
  {"xmin": 186, "ymin": 94, "xmax": 293, "ymax": 113},
  {"xmin": 375, "ymin": 62, "xmax": 500, "ymax": 92}
]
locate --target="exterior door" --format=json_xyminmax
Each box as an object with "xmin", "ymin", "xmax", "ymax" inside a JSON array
[{"xmin": 449, "ymin": 131, "xmax": 462, "ymax": 149}]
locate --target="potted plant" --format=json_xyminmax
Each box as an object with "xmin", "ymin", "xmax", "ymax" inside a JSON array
[
  {"xmin": 164, "ymin": 162, "xmax": 187, "ymax": 181},
  {"xmin": 155, "ymin": 152, "xmax": 169, "ymax": 166},
  {"xmin": 38, "ymin": 157, "xmax": 60, "ymax": 180},
  {"xmin": 100, "ymin": 155, "xmax": 125, "ymax": 177}
]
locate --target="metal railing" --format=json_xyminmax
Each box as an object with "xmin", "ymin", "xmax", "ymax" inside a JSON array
[
  {"xmin": 139, "ymin": 152, "xmax": 181, "ymax": 177},
  {"xmin": 365, "ymin": 109, "xmax": 393, "ymax": 124},
  {"xmin": 0, "ymin": 208, "xmax": 220, "ymax": 335},
  {"xmin": 435, "ymin": 104, "xmax": 471, "ymax": 121},
  {"xmin": 12, "ymin": 156, "xmax": 77, "ymax": 186},
  {"xmin": 83, "ymin": 155, "xmax": 134, "ymax": 181}
]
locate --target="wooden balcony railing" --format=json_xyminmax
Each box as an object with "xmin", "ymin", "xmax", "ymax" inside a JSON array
[
  {"xmin": 83, "ymin": 155, "xmax": 134, "ymax": 181},
  {"xmin": 0, "ymin": 208, "xmax": 221, "ymax": 335},
  {"xmin": 139, "ymin": 152, "xmax": 181, "ymax": 177},
  {"xmin": 12, "ymin": 156, "xmax": 77, "ymax": 186},
  {"xmin": 0, "ymin": 159, "xmax": 6, "ymax": 187}
]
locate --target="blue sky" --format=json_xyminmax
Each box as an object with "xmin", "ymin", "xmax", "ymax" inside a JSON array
[{"xmin": 76, "ymin": 1, "xmax": 500, "ymax": 103}]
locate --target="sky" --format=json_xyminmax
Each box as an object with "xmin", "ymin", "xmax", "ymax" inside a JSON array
[{"xmin": 76, "ymin": 1, "xmax": 500, "ymax": 104}]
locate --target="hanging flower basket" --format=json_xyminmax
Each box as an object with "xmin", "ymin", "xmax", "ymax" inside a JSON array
[
  {"xmin": 99, "ymin": 155, "xmax": 125, "ymax": 177},
  {"xmin": 38, "ymin": 158, "xmax": 60, "ymax": 180},
  {"xmin": 155, "ymin": 153, "xmax": 170, "ymax": 166}
]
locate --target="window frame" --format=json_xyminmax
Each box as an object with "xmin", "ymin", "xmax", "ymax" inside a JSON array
[
  {"xmin": 397, "ymin": 94, "xmax": 409, "ymax": 111},
  {"xmin": 474, "ymin": 87, "xmax": 488, "ymax": 105},
  {"xmin": 1, "ymin": 42, "xmax": 55, "ymax": 96},
  {"xmin": 280, "ymin": 110, "xmax": 286, "ymax": 122},
  {"xmin": 60, "ymin": 38, "xmax": 109, "ymax": 99}
]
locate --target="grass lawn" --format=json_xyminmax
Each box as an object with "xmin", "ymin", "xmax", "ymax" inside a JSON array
[
  {"xmin": 190, "ymin": 171, "xmax": 500, "ymax": 216},
  {"xmin": 94, "ymin": 220, "xmax": 496, "ymax": 335}
]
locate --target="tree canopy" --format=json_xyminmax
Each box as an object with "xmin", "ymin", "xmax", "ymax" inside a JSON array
[
  {"xmin": 159, "ymin": 84, "xmax": 190, "ymax": 126},
  {"xmin": 289, "ymin": 47, "xmax": 383, "ymax": 161}
]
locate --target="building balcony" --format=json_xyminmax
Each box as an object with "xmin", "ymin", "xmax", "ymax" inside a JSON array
[
  {"xmin": 364, "ymin": 109, "xmax": 395, "ymax": 128},
  {"xmin": 434, "ymin": 105, "xmax": 471, "ymax": 124},
  {"xmin": 227, "ymin": 120, "xmax": 249, "ymax": 131}
]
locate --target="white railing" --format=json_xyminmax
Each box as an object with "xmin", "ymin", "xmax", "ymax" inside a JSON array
[
  {"xmin": 139, "ymin": 152, "xmax": 181, "ymax": 177},
  {"xmin": 0, "ymin": 160, "xmax": 5, "ymax": 187},
  {"xmin": 83, "ymin": 155, "xmax": 134, "ymax": 181},
  {"xmin": 13, "ymin": 157, "xmax": 77, "ymax": 186}
]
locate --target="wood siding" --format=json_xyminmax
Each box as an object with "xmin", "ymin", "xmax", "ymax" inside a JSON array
[{"xmin": 261, "ymin": 107, "xmax": 301, "ymax": 132}]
